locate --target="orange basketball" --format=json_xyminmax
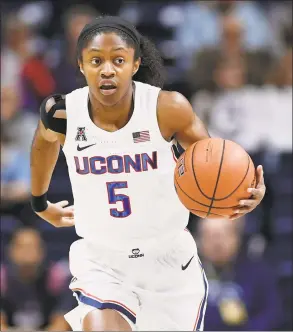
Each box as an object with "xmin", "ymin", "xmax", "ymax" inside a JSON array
[{"xmin": 174, "ymin": 138, "xmax": 256, "ymax": 219}]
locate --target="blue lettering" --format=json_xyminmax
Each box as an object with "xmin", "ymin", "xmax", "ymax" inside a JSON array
[
  {"xmin": 90, "ymin": 156, "xmax": 106, "ymax": 174},
  {"xmin": 107, "ymin": 155, "xmax": 124, "ymax": 174},
  {"xmin": 124, "ymin": 154, "xmax": 141, "ymax": 173},
  {"xmin": 74, "ymin": 152, "xmax": 158, "ymax": 175},
  {"xmin": 74, "ymin": 157, "xmax": 89, "ymax": 174},
  {"xmin": 142, "ymin": 152, "xmax": 158, "ymax": 171}
]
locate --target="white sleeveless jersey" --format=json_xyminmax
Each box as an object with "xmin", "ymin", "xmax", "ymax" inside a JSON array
[{"xmin": 62, "ymin": 81, "xmax": 189, "ymax": 252}]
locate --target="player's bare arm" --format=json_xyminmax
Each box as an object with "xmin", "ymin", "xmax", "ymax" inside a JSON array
[
  {"xmin": 157, "ymin": 90, "xmax": 266, "ymax": 219},
  {"xmin": 30, "ymin": 95, "xmax": 74, "ymax": 227},
  {"xmin": 157, "ymin": 90, "xmax": 210, "ymax": 147}
]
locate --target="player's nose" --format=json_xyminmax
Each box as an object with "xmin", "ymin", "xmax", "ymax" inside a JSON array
[{"xmin": 101, "ymin": 62, "xmax": 115, "ymax": 78}]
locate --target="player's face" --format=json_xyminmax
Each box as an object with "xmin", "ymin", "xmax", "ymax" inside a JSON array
[{"xmin": 79, "ymin": 32, "xmax": 140, "ymax": 107}]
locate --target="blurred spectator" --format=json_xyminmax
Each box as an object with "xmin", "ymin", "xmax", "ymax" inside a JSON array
[
  {"xmin": 196, "ymin": 218, "xmax": 283, "ymax": 331},
  {"xmin": 264, "ymin": 47, "xmax": 292, "ymax": 154},
  {"xmin": 47, "ymin": 5, "xmax": 100, "ymax": 94},
  {"xmin": 1, "ymin": 13, "xmax": 56, "ymax": 113},
  {"xmin": 187, "ymin": 14, "xmax": 274, "ymax": 92},
  {"xmin": 1, "ymin": 13, "xmax": 31, "ymax": 89},
  {"xmin": 266, "ymin": 48, "xmax": 292, "ymax": 88},
  {"xmin": 1, "ymin": 86, "xmax": 38, "ymax": 153},
  {"xmin": 191, "ymin": 56, "xmax": 266, "ymax": 154},
  {"xmin": 191, "ymin": 55, "xmax": 244, "ymax": 125},
  {"xmin": 268, "ymin": 1, "xmax": 292, "ymax": 56},
  {"xmin": 174, "ymin": 0, "xmax": 274, "ymax": 71},
  {"xmin": 0, "ymin": 228, "xmax": 72, "ymax": 331},
  {"xmin": 1, "ymin": 130, "xmax": 33, "ymax": 224}
]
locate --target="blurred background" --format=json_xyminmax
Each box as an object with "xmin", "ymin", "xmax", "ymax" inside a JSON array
[{"xmin": 0, "ymin": 0, "xmax": 292, "ymax": 331}]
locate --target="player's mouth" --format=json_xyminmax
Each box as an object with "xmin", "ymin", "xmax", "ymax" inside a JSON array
[{"xmin": 99, "ymin": 80, "xmax": 117, "ymax": 96}]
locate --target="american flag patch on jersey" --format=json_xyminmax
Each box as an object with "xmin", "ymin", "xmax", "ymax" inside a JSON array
[{"xmin": 132, "ymin": 130, "xmax": 150, "ymax": 143}]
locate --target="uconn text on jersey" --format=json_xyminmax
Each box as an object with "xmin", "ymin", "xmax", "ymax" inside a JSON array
[{"xmin": 74, "ymin": 151, "xmax": 158, "ymax": 175}]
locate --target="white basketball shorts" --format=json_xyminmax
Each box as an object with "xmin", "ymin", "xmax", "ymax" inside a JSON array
[{"xmin": 64, "ymin": 229, "xmax": 208, "ymax": 331}]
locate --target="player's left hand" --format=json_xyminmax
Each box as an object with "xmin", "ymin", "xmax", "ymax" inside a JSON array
[{"xmin": 229, "ymin": 165, "xmax": 266, "ymax": 220}]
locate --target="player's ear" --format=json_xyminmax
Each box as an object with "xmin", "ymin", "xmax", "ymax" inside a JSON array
[
  {"xmin": 133, "ymin": 57, "xmax": 141, "ymax": 76},
  {"xmin": 78, "ymin": 60, "xmax": 85, "ymax": 75}
]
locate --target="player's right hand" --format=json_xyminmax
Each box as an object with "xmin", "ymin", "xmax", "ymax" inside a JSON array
[{"xmin": 36, "ymin": 200, "xmax": 75, "ymax": 227}]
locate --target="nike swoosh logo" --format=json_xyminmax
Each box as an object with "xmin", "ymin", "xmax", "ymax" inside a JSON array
[
  {"xmin": 181, "ymin": 255, "xmax": 194, "ymax": 270},
  {"xmin": 77, "ymin": 143, "xmax": 96, "ymax": 151}
]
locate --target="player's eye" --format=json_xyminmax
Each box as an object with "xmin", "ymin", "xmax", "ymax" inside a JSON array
[
  {"xmin": 114, "ymin": 57, "xmax": 125, "ymax": 65},
  {"xmin": 91, "ymin": 58, "xmax": 101, "ymax": 65}
]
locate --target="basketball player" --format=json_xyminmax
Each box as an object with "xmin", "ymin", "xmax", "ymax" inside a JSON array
[{"xmin": 30, "ymin": 16, "xmax": 266, "ymax": 331}]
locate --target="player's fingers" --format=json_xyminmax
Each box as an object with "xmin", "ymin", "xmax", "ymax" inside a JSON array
[
  {"xmin": 61, "ymin": 217, "xmax": 75, "ymax": 227},
  {"xmin": 229, "ymin": 212, "xmax": 245, "ymax": 220},
  {"xmin": 57, "ymin": 200, "xmax": 69, "ymax": 208},
  {"xmin": 255, "ymin": 165, "xmax": 265, "ymax": 187},
  {"xmin": 62, "ymin": 216, "xmax": 75, "ymax": 222},
  {"xmin": 64, "ymin": 205, "xmax": 74, "ymax": 211},
  {"xmin": 62, "ymin": 208, "xmax": 74, "ymax": 218},
  {"xmin": 238, "ymin": 199, "xmax": 256, "ymax": 208},
  {"xmin": 247, "ymin": 187, "xmax": 265, "ymax": 199},
  {"xmin": 233, "ymin": 206, "xmax": 252, "ymax": 215}
]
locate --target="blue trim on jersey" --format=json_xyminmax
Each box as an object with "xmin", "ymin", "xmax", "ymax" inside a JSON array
[
  {"xmin": 74, "ymin": 290, "xmax": 136, "ymax": 324},
  {"xmin": 195, "ymin": 259, "xmax": 209, "ymax": 331}
]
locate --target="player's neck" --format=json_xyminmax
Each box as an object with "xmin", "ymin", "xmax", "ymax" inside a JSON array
[{"xmin": 89, "ymin": 84, "xmax": 134, "ymax": 127}]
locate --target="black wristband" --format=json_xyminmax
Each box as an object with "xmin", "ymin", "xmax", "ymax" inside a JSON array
[{"xmin": 31, "ymin": 192, "xmax": 48, "ymax": 212}]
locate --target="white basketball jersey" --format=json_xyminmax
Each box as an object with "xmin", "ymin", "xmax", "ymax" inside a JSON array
[{"xmin": 62, "ymin": 81, "xmax": 189, "ymax": 252}]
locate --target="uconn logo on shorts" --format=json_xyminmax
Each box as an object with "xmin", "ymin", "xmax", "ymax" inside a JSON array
[{"xmin": 129, "ymin": 248, "xmax": 144, "ymax": 259}]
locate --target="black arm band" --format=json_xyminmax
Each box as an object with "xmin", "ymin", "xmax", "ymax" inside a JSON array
[
  {"xmin": 31, "ymin": 192, "xmax": 48, "ymax": 212},
  {"xmin": 40, "ymin": 94, "xmax": 67, "ymax": 135}
]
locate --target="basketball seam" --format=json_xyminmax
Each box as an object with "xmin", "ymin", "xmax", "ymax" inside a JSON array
[
  {"xmin": 206, "ymin": 140, "xmax": 226, "ymax": 217},
  {"xmin": 191, "ymin": 142, "xmax": 252, "ymax": 201},
  {"xmin": 174, "ymin": 177, "xmax": 240, "ymax": 209},
  {"xmin": 212, "ymin": 155, "xmax": 252, "ymax": 200},
  {"xmin": 191, "ymin": 142, "xmax": 211, "ymax": 200}
]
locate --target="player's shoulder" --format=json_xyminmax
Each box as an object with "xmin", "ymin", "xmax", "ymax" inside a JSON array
[
  {"xmin": 157, "ymin": 90, "xmax": 194, "ymax": 130},
  {"xmin": 158, "ymin": 90, "xmax": 191, "ymax": 111}
]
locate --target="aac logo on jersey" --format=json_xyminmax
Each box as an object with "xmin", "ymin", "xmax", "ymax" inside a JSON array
[{"xmin": 75, "ymin": 127, "xmax": 87, "ymax": 141}]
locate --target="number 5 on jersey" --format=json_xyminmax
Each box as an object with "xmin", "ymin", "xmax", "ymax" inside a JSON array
[{"xmin": 106, "ymin": 182, "xmax": 132, "ymax": 218}]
